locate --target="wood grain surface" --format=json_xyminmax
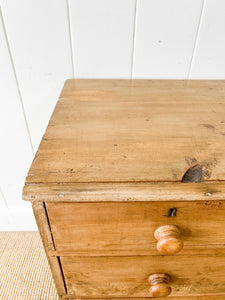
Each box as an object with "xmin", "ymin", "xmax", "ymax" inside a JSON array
[
  {"xmin": 32, "ymin": 201, "xmax": 66, "ymax": 297},
  {"xmin": 25, "ymin": 79, "xmax": 225, "ymax": 185},
  {"xmin": 23, "ymin": 182, "xmax": 225, "ymax": 202},
  {"xmin": 25, "ymin": 80, "xmax": 225, "ymax": 299},
  {"xmin": 61, "ymin": 255, "xmax": 225, "ymax": 297},
  {"xmin": 46, "ymin": 201, "xmax": 225, "ymax": 256}
]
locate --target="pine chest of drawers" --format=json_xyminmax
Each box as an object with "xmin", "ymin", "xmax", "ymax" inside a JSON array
[{"xmin": 23, "ymin": 79, "xmax": 225, "ymax": 299}]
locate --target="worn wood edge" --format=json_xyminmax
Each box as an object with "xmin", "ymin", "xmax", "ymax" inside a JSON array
[
  {"xmin": 23, "ymin": 182, "xmax": 225, "ymax": 202},
  {"xmin": 62, "ymin": 294, "xmax": 225, "ymax": 299},
  {"xmin": 32, "ymin": 201, "xmax": 67, "ymax": 297},
  {"xmin": 61, "ymin": 79, "xmax": 225, "ymax": 92},
  {"xmin": 48, "ymin": 245, "xmax": 225, "ymax": 258}
]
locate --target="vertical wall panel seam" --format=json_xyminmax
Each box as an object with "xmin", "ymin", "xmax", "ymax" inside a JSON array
[
  {"xmin": 0, "ymin": 7, "xmax": 34, "ymax": 155},
  {"xmin": 0, "ymin": 186, "xmax": 8, "ymax": 209},
  {"xmin": 187, "ymin": 0, "xmax": 206, "ymax": 79},
  {"xmin": 131, "ymin": 0, "xmax": 138, "ymax": 79},
  {"xmin": 66, "ymin": 0, "xmax": 75, "ymax": 78}
]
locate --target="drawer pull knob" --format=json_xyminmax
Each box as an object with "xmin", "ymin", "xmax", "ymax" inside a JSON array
[
  {"xmin": 154, "ymin": 225, "xmax": 183, "ymax": 255},
  {"xmin": 148, "ymin": 273, "xmax": 171, "ymax": 298}
]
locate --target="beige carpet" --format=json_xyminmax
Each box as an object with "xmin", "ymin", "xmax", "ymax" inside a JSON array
[{"xmin": 0, "ymin": 232, "xmax": 59, "ymax": 300}]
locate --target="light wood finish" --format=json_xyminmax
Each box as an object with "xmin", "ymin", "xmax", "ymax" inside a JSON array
[
  {"xmin": 23, "ymin": 182, "xmax": 225, "ymax": 203},
  {"xmin": 25, "ymin": 79, "xmax": 225, "ymax": 185},
  {"xmin": 32, "ymin": 201, "xmax": 66, "ymax": 297},
  {"xmin": 23, "ymin": 80, "xmax": 225, "ymax": 299},
  {"xmin": 46, "ymin": 201, "xmax": 225, "ymax": 256},
  {"xmin": 48, "ymin": 245, "xmax": 225, "ymax": 258},
  {"xmin": 61, "ymin": 255, "xmax": 225, "ymax": 297},
  {"xmin": 154, "ymin": 225, "xmax": 183, "ymax": 255},
  {"xmin": 148, "ymin": 274, "xmax": 171, "ymax": 297}
]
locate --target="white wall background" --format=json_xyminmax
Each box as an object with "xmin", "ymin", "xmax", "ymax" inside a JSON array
[{"xmin": 0, "ymin": 0, "xmax": 225, "ymax": 231}]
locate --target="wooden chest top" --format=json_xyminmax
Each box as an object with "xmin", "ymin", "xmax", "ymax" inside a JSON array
[{"xmin": 23, "ymin": 79, "xmax": 225, "ymax": 201}]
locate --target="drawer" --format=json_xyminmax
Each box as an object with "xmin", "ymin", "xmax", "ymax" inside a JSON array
[
  {"xmin": 46, "ymin": 201, "xmax": 225, "ymax": 255},
  {"xmin": 61, "ymin": 255, "xmax": 225, "ymax": 298}
]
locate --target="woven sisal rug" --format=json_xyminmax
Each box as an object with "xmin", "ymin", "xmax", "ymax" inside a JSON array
[{"xmin": 0, "ymin": 231, "xmax": 58, "ymax": 299}]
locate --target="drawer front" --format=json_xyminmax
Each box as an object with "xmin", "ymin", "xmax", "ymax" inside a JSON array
[
  {"xmin": 61, "ymin": 255, "xmax": 225, "ymax": 297},
  {"xmin": 47, "ymin": 201, "xmax": 225, "ymax": 255}
]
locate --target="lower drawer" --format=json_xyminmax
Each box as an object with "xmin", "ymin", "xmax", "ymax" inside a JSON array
[{"xmin": 61, "ymin": 255, "xmax": 225, "ymax": 298}]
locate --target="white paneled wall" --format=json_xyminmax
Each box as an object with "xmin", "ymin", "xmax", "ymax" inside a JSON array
[
  {"xmin": 133, "ymin": 0, "xmax": 204, "ymax": 78},
  {"xmin": 190, "ymin": 0, "xmax": 225, "ymax": 78},
  {"xmin": 0, "ymin": 187, "xmax": 6, "ymax": 208},
  {"xmin": 69, "ymin": 0, "xmax": 136, "ymax": 78},
  {"xmin": 0, "ymin": 0, "xmax": 224, "ymax": 230},
  {"xmin": 1, "ymin": 0, "xmax": 73, "ymax": 150},
  {"xmin": 0, "ymin": 7, "xmax": 36, "ymax": 230}
]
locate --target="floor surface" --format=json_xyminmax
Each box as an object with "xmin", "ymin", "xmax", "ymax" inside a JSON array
[{"xmin": 0, "ymin": 232, "xmax": 58, "ymax": 299}]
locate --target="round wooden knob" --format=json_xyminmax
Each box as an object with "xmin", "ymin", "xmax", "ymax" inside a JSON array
[
  {"xmin": 154, "ymin": 225, "xmax": 183, "ymax": 255},
  {"xmin": 148, "ymin": 273, "xmax": 171, "ymax": 298}
]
